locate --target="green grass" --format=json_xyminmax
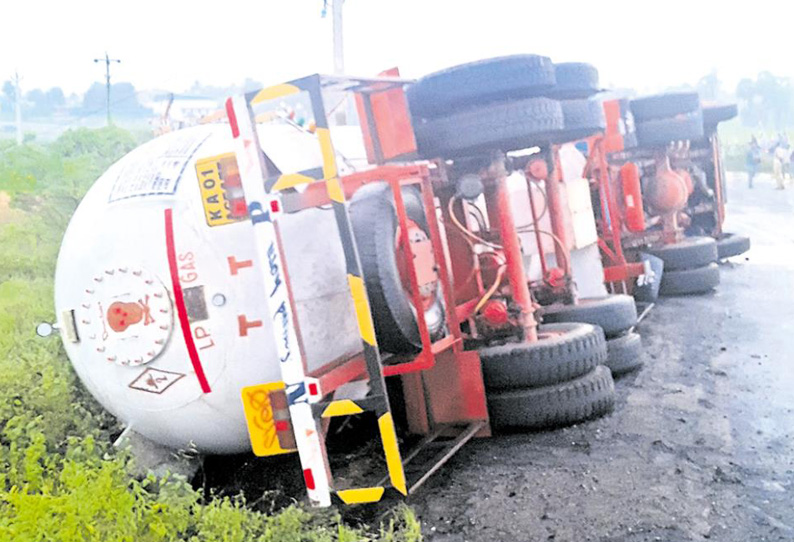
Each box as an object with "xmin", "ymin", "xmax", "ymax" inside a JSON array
[{"xmin": 0, "ymin": 128, "xmax": 422, "ymax": 541}]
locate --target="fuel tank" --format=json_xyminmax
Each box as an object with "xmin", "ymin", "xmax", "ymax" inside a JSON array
[{"xmin": 54, "ymin": 124, "xmax": 363, "ymax": 453}]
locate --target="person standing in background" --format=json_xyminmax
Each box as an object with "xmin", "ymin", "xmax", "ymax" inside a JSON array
[
  {"xmin": 773, "ymin": 137, "xmax": 791, "ymax": 190},
  {"xmin": 747, "ymin": 136, "xmax": 762, "ymax": 188}
]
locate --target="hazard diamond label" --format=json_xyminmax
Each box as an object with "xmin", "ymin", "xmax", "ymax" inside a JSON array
[{"xmin": 129, "ymin": 368, "xmax": 186, "ymax": 394}]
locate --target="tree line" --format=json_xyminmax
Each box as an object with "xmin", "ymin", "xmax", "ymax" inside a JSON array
[{"xmin": 0, "ymin": 81, "xmax": 152, "ymax": 120}]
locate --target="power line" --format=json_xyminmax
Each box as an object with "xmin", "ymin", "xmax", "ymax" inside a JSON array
[{"xmin": 93, "ymin": 52, "xmax": 121, "ymax": 126}]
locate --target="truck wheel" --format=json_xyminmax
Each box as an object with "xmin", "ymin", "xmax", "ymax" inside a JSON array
[
  {"xmin": 406, "ymin": 55, "xmax": 555, "ymax": 119},
  {"xmin": 488, "ymin": 366, "xmax": 615, "ymax": 430},
  {"xmin": 630, "ymin": 92, "xmax": 701, "ymax": 121},
  {"xmin": 703, "ymin": 104, "xmax": 738, "ymax": 127},
  {"xmin": 540, "ymin": 295, "xmax": 637, "ymax": 337},
  {"xmin": 479, "ymin": 323, "xmax": 606, "ymax": 390},
  {"xmin": 349, "ymin": 183, "xmax": 445, "ymax": 353},
  {"xmin": 414, "ymin": 97, "xmax": 563, "ymax": 159},
  {"xmin": 548, "ymin": 63, "xmax": 600, "ymax": 99},
  {"xmin": 716, "ymin": 233, "xmax": 751, "ymax": 259},
  {"xmin": 646, "ymin": 236, "xmax": 717, "ymax": 271},
  {"xmin": 553, "ymin": 98, "xmax": 606, "ymax": 142},
  {"xmin": 635, "ymin": 110, "xmax": 704, "ymax": 146},
  {"xmin": 606, "ymin": 332, "xmax": 643, "ymax": 376},
  {"xmin": 660, "ymin": 263, "xmax": 720, "ymax": 296}
]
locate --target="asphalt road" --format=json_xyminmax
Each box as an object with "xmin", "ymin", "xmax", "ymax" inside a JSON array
[{"xmin": 412, "ymin": 172, "xmax": 794, "ymax": 542}]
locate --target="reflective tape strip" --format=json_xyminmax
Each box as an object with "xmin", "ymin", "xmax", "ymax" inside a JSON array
[
  {"xmin": 378, "ymin": 412, "xmax": 407, "ymax": 496},
  {"xmin": 271, "ymin": 173, "xmax": 316, "ymax": 192},
  {"xmin": 316, "ymin": 127, "xmax": 338, "ymax": 180},
  {"xmin": 321, "ymin": 399, "xmax": 364, "ymax": 418},
  {"xmin": 326, "ymin": 177, "xmax": 344, "ymax": 203},
  {"xmin": 347, "ymin": 275, "xmax": 377, "ymax": 346},
  {"xmin": 250, "ymin": 83, "xmax": 300, "ymax": 105},
  {"xmin": 337, "ymin": 487, "xmax": 385, "ymax": 505},
  {"xmin": 228, "ymin": 94, "xmax": 331, "ymax": 508}
]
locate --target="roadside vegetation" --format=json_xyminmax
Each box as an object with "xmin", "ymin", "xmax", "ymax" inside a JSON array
[{"xmin": 0, "ymin": 129, "xmax": 421, "ymax": 542}]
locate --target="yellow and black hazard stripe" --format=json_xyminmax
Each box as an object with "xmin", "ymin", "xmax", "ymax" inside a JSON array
[
  {"xmin": 248, "ymin": 74, "xmax": 408, "ymax": 502},
  {"xmin": 245, "ymin": 75, "xmax": 339, "ymax": 194}
]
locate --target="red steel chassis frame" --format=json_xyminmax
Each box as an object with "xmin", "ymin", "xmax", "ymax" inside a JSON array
[
  {"xmin": 289, "ymin": 164, "xmax": 490, "ymax": 438},
  {"xmin": 227, "ymin": 73, "xmax": 495, "ymax": 507},
  {"xmin": 585, "ymin": 136, "xmax": 645, "ymax": 287}
]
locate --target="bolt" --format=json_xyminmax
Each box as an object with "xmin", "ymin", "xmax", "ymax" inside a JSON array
[
  {"xmin": 153, "ymin": 292, "xmax": 163, "ymax": 298},
  {"xmin": 155, "ymin": 339, "xmax": 165, "ymax": 345},
  {"xmin": 96, "ymin": 346, "xmax": 105, "ymax": 352},
  {"xmin": 107, "ymin": 355, "xmax": 117, "ymax": 362},
  {"xmin": 93, "ymin": 276, "xmax": 103, "ymax": 282},
  {"xmin": 118, "ymin": 267, "xmax": 128, "ymax": 273},
  {"xmin": 104, "ymin": 269, "xmax": 115, "ymax": 275},
  {"xmin": 132, "ymin": 270, "xmax": 142, "ymax": 276},
  {"xmin": 159, "ymin": 324, "xmax": 169, "ymax": 330}
]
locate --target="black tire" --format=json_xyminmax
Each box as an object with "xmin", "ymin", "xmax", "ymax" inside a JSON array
[
  {"xmin": 646, "ymin": 236, "xmax": 717, "ymax": 271},
  {"xmin": 606, "ymin": 332, "xmax": 643, "ymax": 376},
  {"xmin": 716, "ymin": 233, "xmax": 751, "ymax": 259},
  {"xmin": 635, "ymin": 110, "xmax": 704, "ymax": 147},
  {"xmin": 479, "ymin": 323, "xmax": 607, "ymax": 391},
  {"xmin": 414, "ymin": 97, "xmax": 563, "ymax": 159},
  {"xmin": 660, "ymin": 263, "xmax": 720, "ymax": 296},
  {"xmin": 488, "ymin": 366, "xmax": 615, "ymax": 430},
  {"xmin": 406, "ymin": 55, "xmax": 555, "ymax": 119},
  {"xmin": 349, "ymin": 183, "xmax": 445, "ymax": 353},
  {"xmin": 540, "ymin": 295, "xmax": 637, "ymax": 337},
  {"xmin": 703, "ymin": 104, "xmax": 738, "ymax": 127},
  {"xmin": 553, "ymin": 98, "xmax": 606, "ymax": 142},
  {"xmin": 548, "ymin": 63, "xmax": 600, "ymax": 99},
  {"xmin": 630, "ymin": 92, "xmax": 701, "ymax": 121}
]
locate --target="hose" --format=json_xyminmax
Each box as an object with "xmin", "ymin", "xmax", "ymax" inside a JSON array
[
  {"xmin": 516, "ymin": 227, "xmax": 571, "ymax": 276},
  {"xmin": 474, "ymin": 265, "xmax": 506, "ymax": 313},
  {"xmin": 527, "ymin": 176, "xmax": 549, "ymax": 223},
  {"xmin": 447, "ymin": 196, "xmax": 503, "ymax": 250}
]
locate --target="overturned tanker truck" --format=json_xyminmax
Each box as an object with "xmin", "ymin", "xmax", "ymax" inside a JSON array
[{"xmin": 53, "ymin": 60, "xmax": 626, "ymax": 506}]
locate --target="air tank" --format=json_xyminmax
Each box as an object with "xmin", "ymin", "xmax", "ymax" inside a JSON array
[{"xmin": 54, "ymin": 124, "xmax": 364, "ymax": 454}]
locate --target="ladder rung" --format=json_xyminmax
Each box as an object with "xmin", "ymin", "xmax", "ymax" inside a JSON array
[{"xmin": 408, "ymin": 421, "xmax": 484, "ymax": 494}]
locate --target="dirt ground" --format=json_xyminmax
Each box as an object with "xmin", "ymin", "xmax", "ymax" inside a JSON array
[{"xmin": 410, "ymin": 172, "xmax": 794, "ymax": 541}]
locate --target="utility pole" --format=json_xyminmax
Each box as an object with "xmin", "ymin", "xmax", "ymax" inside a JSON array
[
  {"xmin": 93, "ymin": 52, "xmax": 121, "ymax": 126},
  {"xmin": 332, "ymin": 0, "xmax": 345, "ymax": 75},
  {"xmin": 12, "ymin": 72, "xmax": 22, "ymax": 145}
]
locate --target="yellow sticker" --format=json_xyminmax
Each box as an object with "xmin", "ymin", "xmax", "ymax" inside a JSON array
[
  {"xmin": 240, "ymin": 382, "xmax": 296, "ymax": 457},
  {"xmin": 195, "ymin": 153, "xmax": 247, "ymax": 227}
]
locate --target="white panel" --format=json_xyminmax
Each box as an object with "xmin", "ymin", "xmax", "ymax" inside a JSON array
[{"xmin": 566, "ymin": 178, "xmax": 599, "ymax": 249}]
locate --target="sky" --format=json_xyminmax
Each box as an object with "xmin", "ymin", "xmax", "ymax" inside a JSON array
[{"xmin": 2, "ymin": 0, "xmax": 793, "ymax": 97}]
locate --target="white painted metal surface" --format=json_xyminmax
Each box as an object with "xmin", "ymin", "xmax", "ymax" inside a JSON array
[
  {"xmin": 55, "ymin": 124, "xmax": 363, "ymax": 454},
  {"xmin": 510, "ymin": 144, "xmax": 607, "ymax": 298}
]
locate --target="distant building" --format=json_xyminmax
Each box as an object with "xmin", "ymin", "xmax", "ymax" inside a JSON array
[{"xmin": 142, "ymin": 93, "xmax": 221, "ymax": 133}]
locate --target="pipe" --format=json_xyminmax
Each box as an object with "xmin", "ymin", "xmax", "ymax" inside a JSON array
[
  {"xmin": 543, "ymin": 148, "xmax": 572, "ymax": 275},
  {"xmin": 489, "ymin": 164, "xmax": 538, "ymax": 342},
  {"xmin": 525, "ymin": 173, "xmax": 549, "ymax": 278}
]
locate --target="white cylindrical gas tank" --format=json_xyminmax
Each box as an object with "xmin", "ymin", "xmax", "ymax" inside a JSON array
[{"xmin": 55, "ymin": 124, "xmax": 364, "ymax": 454}]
